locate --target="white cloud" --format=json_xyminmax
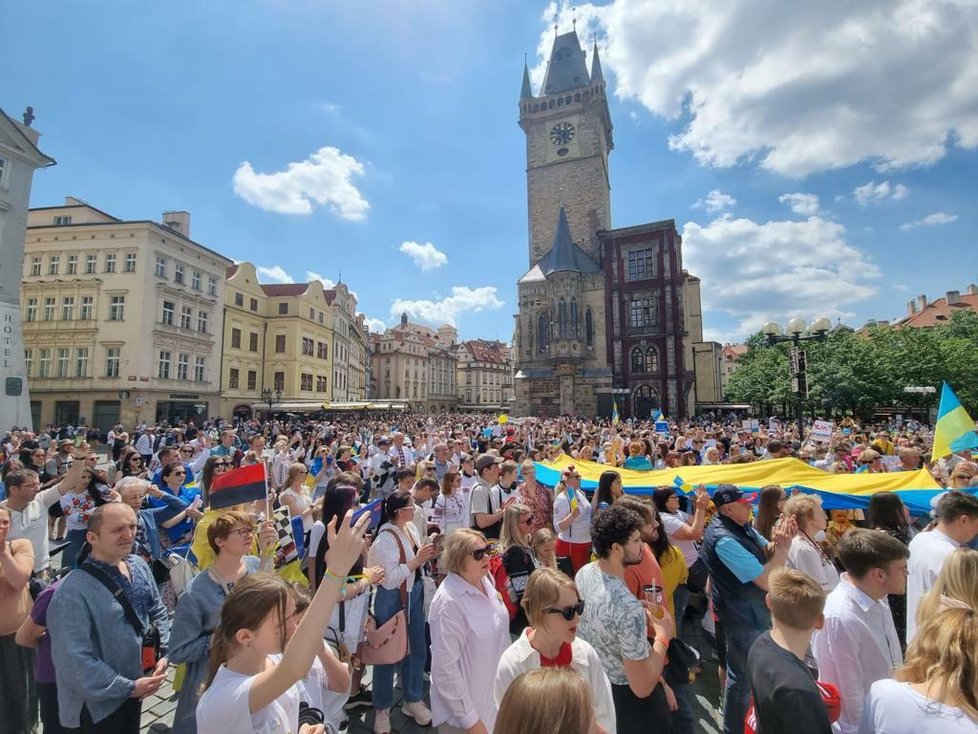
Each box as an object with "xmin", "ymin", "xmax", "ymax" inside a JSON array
[
  {"xmin": 779, "ymin": 193, "xmax": 820, "ymax": 216},
  {"xmin": 399, "ymin": 241, "xmax": 448, "ymax": 271},
  {"xmin": 363, "ymin": 316, "xmax": 387, "ymax": 333},
  {"xmin": 853, "ymin": 180, "xmax": 910, "ymax": 205},
  {"xmin": 256, "ymin": 265, "xmax": 293, "ymax": 283},
  {"xmin": 391, "ymin": 286, "xmax": 504, "ymax": 326},
  {"xmin": 305, "ymin": 270, "xmax": 337, "ymax": 290},
  {"xmin": 682, "ymin": 214, "xmax": 879, "ymax": 340},
  {"xmin": 533, "ymin": 1, "xmax": 978, "ymax": 177},
  {"xmin": 692, "ymin": 189, "xmax": 736, "ymax": 214},
  {"xmin": 899, "ymin": 211, "xmax": 958, "ymax": 231},
  {"xmin": 232, "ymin": 146, "xmax": 369, "ymax": 219}
]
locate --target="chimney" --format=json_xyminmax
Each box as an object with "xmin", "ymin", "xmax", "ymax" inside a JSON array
[
  {"xmin": 967, "ymin": 284, "xmax": 978, "ymax": 296},
  {"xmin": 162, "ymin": 210, "xmax": 191, "ymax": 237},
  {"xmin": 876, "ymin": 319, "xmax": 889, "ymax": 327},
  {"xmin": 907, "ymin": 299, "xmax": 917, "ymax": 315},
  {"xmin": 946, "ymin": 290, "xmax": 961, "ymax": 305},
  {"xmin": 916, "ymin": 294, "xmax": 928, "ymax": 311}
]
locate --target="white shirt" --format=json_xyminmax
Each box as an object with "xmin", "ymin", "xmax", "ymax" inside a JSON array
[
  {"xmin": 906, "ymin": 528, "xmax": 960, "ymax": 641},
  {"xmin": 553, "ymin": 489, "xmax": 592, "ymax": 544},
  {"xmin": 367, "ymin": 522, "xmax": 421, "ymax": 591},
  {"xmin": 661, "ymin": 510, "xmax": 699, "ymax": 567},
  {"xmin": 494, "ymin": 630, "xmax": 616, "ymax": 734},
  {"xmin": 786, "ymin": 535, "xmax": 840, "ymax": 592},
  {"xmin": 812, "ymin": 576, "xmax": 903, "ymax": 734},
  {"xmin": 196, "ymin": 661, "xmax": 299, "ymax": 734},
  {"xmin": 388, "ymin": 443, "xmax": 414, "ymax": 468},
  {"xmin": 2, "ymin": 486, "xmax": 62, "ymax": 572},
  {"xmin": 860, "ymin": 678, "xmax": 978, "ymax": 734},
  {"xmin": 429, "ymin": 572, "xmax": 510, "ymax": 732}
]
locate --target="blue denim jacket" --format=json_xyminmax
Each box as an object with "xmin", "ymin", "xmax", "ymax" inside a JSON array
[
  {"xmin": 47, "ymin": 555, "xmax": 170, "ymax": 728},
  {"xmin": 139, "ymin": 492, "xmax": 188, "ymax": 560}
]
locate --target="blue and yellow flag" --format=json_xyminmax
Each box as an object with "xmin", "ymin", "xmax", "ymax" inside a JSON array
[
  {"xmin": 932, "ymin": 382, "xmax": 978, "ymax": 461},
  {"xmin": 612, "ymin": 398, "xmax": 620, "ymax": 425},
  {"xmin": 652, "ymin": 408, "xmax": 664, "ymax": 422}
]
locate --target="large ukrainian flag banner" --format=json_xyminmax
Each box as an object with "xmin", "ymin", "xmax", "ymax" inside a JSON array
[
  {"xmin": 534, "ymin": 456, "xmax": 947, "ymax": 515},
  {"xmin": 931, "ymin": 382, "xmax": 978, "ymax": 462}
]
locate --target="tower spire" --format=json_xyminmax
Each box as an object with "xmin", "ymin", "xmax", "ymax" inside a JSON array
[
  {"xmin": 520, "ymin": 55, "xmax": 533, "ymax": 99},
  {"xmin": 591, "ymin": 39, "xmax": 605, "ymax": 83}
]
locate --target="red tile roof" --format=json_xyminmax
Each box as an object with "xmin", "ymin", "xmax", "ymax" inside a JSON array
[
  {"xmin": 899, "ymin": 293, "xmax": 978, "ymax": 328},
  {"xmin": 261, "ymin": 283, "xmax": 308, "ymax": 296}
]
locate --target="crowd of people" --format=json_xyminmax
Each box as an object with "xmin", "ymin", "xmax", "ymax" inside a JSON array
[{"xmin": 0, "ymin": 410, "xmax": 976, "ymax": 734}]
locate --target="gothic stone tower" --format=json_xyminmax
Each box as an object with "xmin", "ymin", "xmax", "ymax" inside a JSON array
[{"xmin": 513, "ymin": 32, "xmax": 614, "ymax": 416}]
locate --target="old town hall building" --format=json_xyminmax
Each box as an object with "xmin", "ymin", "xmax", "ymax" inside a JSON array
[{"xmin": 513, "ymin": 29, "xmax": 708, "ymax": 419}]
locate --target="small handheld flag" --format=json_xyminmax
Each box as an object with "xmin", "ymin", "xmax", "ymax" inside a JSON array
[
  {"xmin": 673, "ymin": 475, "xmax": 692, "ymax": 493},
  {"xmin": 567, "ymin": 483, "xmax": 578, "ymax": 511},
  {"xmin": 208, "ymin": 463, "xmax": 268, "ymax": 510},
  {"xmin": 612, "ymin": 398, "xmax": 620, "ymax": 425}
]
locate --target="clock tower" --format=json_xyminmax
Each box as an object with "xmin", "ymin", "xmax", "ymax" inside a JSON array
[{"xmin": 519, "ymin": 32, "xmax": 613, "ymax": 266}]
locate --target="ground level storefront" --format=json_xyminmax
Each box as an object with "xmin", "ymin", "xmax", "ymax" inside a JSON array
[{"xmin": 28, "ymin": 389, "xmax": 218, "ymax": 435}]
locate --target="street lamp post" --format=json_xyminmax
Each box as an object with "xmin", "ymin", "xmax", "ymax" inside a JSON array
[
  {"xmin": 762, "ymin": 317, "xmax": 832, "ymax": 442},
  {"xmin": 260, "ymin": 382, "xmax": 284, "ymax": 419}
]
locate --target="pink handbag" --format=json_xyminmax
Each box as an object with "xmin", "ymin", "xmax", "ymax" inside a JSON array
[{"xmin": 357, "ymin": 530, "xmax": 410, "ymax": 666}]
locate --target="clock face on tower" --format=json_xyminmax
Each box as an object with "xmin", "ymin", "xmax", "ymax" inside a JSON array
[{"xmin": 550, "ymin": 121, "xmax": 576, "ymax": 145}]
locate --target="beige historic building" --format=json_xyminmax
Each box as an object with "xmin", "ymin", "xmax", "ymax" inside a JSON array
[
  {"xmin": 325, "ymin": 283, "xmax": 355, "ymax": 402},
  {"xmin": 370, "ymin": 314, "xmax": 457, "ymax": 409},
  {"xmin": 349, "ymin": 313, "xmax": 369, "ymax": 400},
  {"xmin": 21, "ymin": 198, "xmax": 232, "ymax": 431},
  {"xmin": 455, "ymin": 339, "xmax": 514, "ymax": 410}
]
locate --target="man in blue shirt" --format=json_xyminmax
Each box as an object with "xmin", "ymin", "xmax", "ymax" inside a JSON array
[{"xmin": 700, "ymin": 485, "xmax": 796, "ymax": 734}]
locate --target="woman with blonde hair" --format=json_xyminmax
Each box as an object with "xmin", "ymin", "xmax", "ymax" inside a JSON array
[
  {"xmin": 495, "ymin": 667, "xmax": 607, "ymax": 734},
  {"xmin": 784, "ymin": 493, "xmax": 839, "ymax": 592},
  {"xmin": 861, "ymin": 607, "xmax": 978, "ymax": 732},
  {"xmin": 915, "ymin": 548, "xmax": 978, "ymax": 629},
  {"xmin": 498, "ymin": 503, "xmax": 536, "ymax": 633},
  {"xmin": 553, "ymin": 465, "xmax": 593, "ymax": 574},
  {"xmin": 530, "ymin": 527, "xmax": 557, "ymax": 570},
  {"xmin": 494, "ymin": 568, "xmax": 615, "ymax": 732},
  {"xmin": 429, "ymin": 529, "xmax": 510, "ymax": 734},
  {"xmin": 279, "ymin": 462, "xmax": 314, "ymax": 536}
]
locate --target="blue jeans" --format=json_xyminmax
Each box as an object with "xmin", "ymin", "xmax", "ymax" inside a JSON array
[
  {"xmin": 721, "ymin": 622, "xmax": 764, "ymax": 734},
  {"xmin": 673, "ymin": 583, "xmax": 690, "ymax": 638},
  {"xmin": 372, "ymin": 578, "xmax": 426, "ymax": 711},
  {"xmin": 61, "ymin": 528, "xmax": 88, "ymax": 569}
]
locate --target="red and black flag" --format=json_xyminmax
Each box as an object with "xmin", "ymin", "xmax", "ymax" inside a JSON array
[{"xmin": 208, "ymin": 462, "xmax": 268, "ymax": 510}]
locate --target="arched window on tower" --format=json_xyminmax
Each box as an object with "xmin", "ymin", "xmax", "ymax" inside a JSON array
[
  {"xmin": 538, "ymin": 312, "xmax": 550, "ymax": 353},
  {"xmin": 585, "ymin": 308, "xmax": 594, "ymax": 349},
  {"xmin": 645, "ymin": 347, "xmax": 659, "ymax": 372},
  {"xmin": 558, "ymin": 298, "xmax": 568, "ymax": 337},
  {"xmin": 571, "ymin": 299, "xmax": 579, "ymax": 337},
  {"xmin": 630, "ymin": 347, "xmax": 644, "ymax": 373}
]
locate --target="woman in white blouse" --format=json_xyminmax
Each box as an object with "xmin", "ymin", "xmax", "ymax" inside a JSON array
[
  {"xmin": 366, "ymin": 491, "xmax": 437, "ymax": 734},
  {"xmin": 494, "ymin": 567, "xmax": 616, "ymax": 733},
  {"xmin": 784, "ymin": 494, "xmax": 840, "ymax": 592},
  {"xmin": 429, "ymin": 529, "xmax": 511, "ymax": 734},
  {"xmin": 552, "ymin": 466, "xmax": 593, "ymax": 574},
  {"xmin": 432, "ymin": 471, "xmax": 469, "ymax": 536}
]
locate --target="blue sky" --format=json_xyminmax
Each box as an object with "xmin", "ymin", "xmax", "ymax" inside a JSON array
[{"xmin": 4, "ymin": 0, "xmax": 977, "ymax": 343}]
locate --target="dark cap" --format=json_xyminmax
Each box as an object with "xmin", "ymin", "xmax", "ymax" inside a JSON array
[
  {"xmin": 475, "ymin": 454, "xmax": 503, "ymax": 472},
  {"xmin": 377, "ymin": 437, "xmax": 390, "ymax": 445},
  {"xmin": 711, "ymin": 484, "xmax": 757, "ymax": 507}
]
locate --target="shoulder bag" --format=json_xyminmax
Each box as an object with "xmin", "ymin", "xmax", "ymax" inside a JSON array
[{"xmin": 357, "ymin": 530, "xmax": 409, "ymax": 666}]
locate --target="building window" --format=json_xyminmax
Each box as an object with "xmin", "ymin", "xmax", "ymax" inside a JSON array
[
  {"xmin": 25, "ymin": 298, "xmax": 37, "ymax": 322},
  {"xmin": 86, "ymin": 254, "xmax": 97, "ymax": 274},
  {"xmin": 155, "ymin": 256, "xmax": 167, "ymax": 278},
  {"xmin": 30, "ymin": 257, "xmax": 41, "ymax": 276},
  {"xmin": 234, "ymin": 292, "xmax": 244, "ymax": 307},
  {"xmin": 626, "ymin": 248, "xmax": 655, "ymax": 281},
  {"xmin": 207, "ymin": 276, "xmax": 217, "ymax": 296},
  {"xmin": 309, "ymin": 307, "xmax": 315, "ymax": 320},
  {"xmin": 161, "ymin": 301, "xmax": 175, "ymax": 326},
  {"xmin": 67, "ymin": 255, "xmax": 78, "ymax": 275},
  {"xmin": 197, "ymin": 311, "xmax": 208, "ymax": 333},
  {"xmin": 558, "ymin": 298, "xmax": 568, "ymax": 337},
  {"xmin": 275, "ymin": 334, "xmax": 286, "ymax": 353},
  {"xmin": 54, "ymin": 215, "xmax": 72, "ymax": 225},
  {"xmin": 249, "ymin": 298, "xmax": 258, "ymax": 312},
  {"xmin": 109, "ymin": 295, "xmax": 126, "ymax": 321},
  {"xmin": 180, "ymin": 306, "xmax": 193, "ymax": 330},
  {"xmin": 158, "ymin": 351, "xmax": 171, "ymax": 379},
  {"xmin": 273, "ymin": 371, "xmax": 285, "ymax": 389},
  {"xmin": 300, "ymin": 373, "xmax": 313, "ymax": 392},
  {"xmin": 38, "ymin": 349, "xmax": 50, "ymax": 378},
  {"xmin": 104, "ymin": 253, "xmax": 117, "ymax": 273},
  {"xmin": 249, "ymin": 332, "xmax": 259, "ymax": 352},
  {"xmin": 48, "ymin": 256, "xmax": 60, "ymax": 275},
  {"xmin": 247, "ymin": 370, "xmax": 257, "ymax": 390},
  {"xmin": 80, "ymin": 296, "xmax": 94, "ymax": 320},
  {"xmin": 231, "ymin": 328, "xmax": 241, "ymax": 349},
  {"xmin": 195, "ymin": 356, "xmax": 206, "ymax": 382},
  {"xmin": 0, "ymin": 157, "xmax": 5, "ymax": 186},
  {"xmin": 177, "ymin": 353, "xmax": 189, "ymax": 381},
  {"xmin": 43, "ymin": 298, "xmax": 56, "ymax": 321},
  {"xmin": 124, "ymin": 253, "xmax": 137, "ymax": 272},
  {"xmin": 571, "ymin": 299, "xmax": 580, "ymax": 336},
  {"xmin": 645, "ymin": 347, "xmax": 658, "ymax": 372},
  {"xmin": 24, "ymin": 348, "xmax": 32, "ymax": 377},
  {"xmin": 191, "ymin": 271, "xmax": 201, "ymax": 291},
  {"xmin": 537, "ymin": 312, "xmax": 550, "ymax": 352},
  {"xmin": 61, "ymin": 297, "xmax": 75, "ymax": 321},
  {"xmin": 302, "ymin": 337, "xmax": 314, "ymax": 356},
  {"xmin": 56, "ymin": 348, "xmax": 69, "ymax": 377},
  {"xmin": 229, "ymin": 368, "xmax": 239, "ymax": 389},
  {"xmin": 105, "ymin": 347, "xmax": 120, "ymax": 377},
  {"xmin": 629, "ymin": 297, "xmax": 657, "ymax": 329},
  {"xmin": 278, "ymin": 302, "xmax": 288, "ymax": 315},
  {"xmin": 75, "ymin": 348, "xmax": 89, "ymax": 377},
  {"xmin": 318, "ymin": 311, "xmax": 324, "ymax": 324},
  {"xmin": 174, "ymin": 264, "xmax": 185, "ymax": 284}
]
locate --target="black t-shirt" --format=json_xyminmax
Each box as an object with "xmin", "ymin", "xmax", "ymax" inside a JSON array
[{"xmin": 747, "ymin": 632, "xmax": 831, "ymax": 734}]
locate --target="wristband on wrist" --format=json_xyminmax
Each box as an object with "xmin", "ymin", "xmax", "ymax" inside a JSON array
[
  {"xmin": 323, "ymin": 568, "xmax": 345, "ymax": 583},
  {"xmin": 653, "ymin": 635, "xmax": 670, "ymax": 649}
]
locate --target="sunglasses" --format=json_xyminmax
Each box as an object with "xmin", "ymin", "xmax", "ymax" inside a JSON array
[
  {"xmin": 173, "ymin": 470, "xmax": 186, "ymax": 476},
  {"xmin": 544, "ymin": 601, "xmax": 585, "ymax": 621},
  {"xmin": 470, "ymin": 546, "xmax": 494, "ymax": 561},
  {"xmin": 215, "ymin": 462, "xmax": 231, "ymax": 468}
]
